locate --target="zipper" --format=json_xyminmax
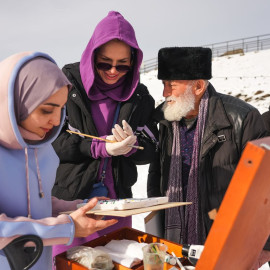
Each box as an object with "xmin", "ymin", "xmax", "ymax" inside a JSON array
[
  {"xmin": 126, "ymin": 93, "xmax": 141, "ymax": 123},
  {"xmin": 113, "ymin": 157, "xmax": 120, "ymax": 197}
]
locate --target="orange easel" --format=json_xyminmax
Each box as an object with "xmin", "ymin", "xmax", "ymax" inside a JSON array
[{"xmin": 197, "ymin": 137, "xmax": 270, "ymax": 270}]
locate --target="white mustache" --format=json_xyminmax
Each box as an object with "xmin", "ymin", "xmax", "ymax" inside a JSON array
[{"xmin": 165, "ymin": 96, "xmax": 178, "ymax": 102}]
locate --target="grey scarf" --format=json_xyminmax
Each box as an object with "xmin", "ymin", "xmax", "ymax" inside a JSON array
[{"xmin": 165, "ymin": 89, "xmax": 209, "ymax": 244}]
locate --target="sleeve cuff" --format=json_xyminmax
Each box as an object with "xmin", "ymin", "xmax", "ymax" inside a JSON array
[
  {"xmin": 66, "ymin": 215, "xmax": 75, "ymax": 246},
  {"xmin": 90, "ymin": 136, "xmax": 111, "ymax": 159}
]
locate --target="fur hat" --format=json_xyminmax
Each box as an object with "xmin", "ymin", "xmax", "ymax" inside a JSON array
[{"xmin": 158, "ymin": 47, "xmax": 212, "ymax": 80}]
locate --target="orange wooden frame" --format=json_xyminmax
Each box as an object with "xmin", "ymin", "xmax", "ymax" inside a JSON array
[{"xmin": 196, "ymin": 137, "xmax": 270, "ymax": 270}]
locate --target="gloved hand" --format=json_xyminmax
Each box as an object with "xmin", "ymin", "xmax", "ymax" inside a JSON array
[
  {"xmin": 112, "ymin": 120, "xmax": 134, "ymax": 141},
  {"xmin": 105, "ymin": 120, "xmax": 137, "ymax": 156},
  {"xmin": 105, "ymin": 134, "xmax": 137, "ymax": 156}
]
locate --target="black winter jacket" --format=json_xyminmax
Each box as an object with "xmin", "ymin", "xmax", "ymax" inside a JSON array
[
  {"xmin": 262, "ymin": 106, "xmax": 270, "ymax": 133},
  {"xmin": 147, "ymin": 83, "xmax": 270, "ymax": 250},
  {"xmin": 52, "ymin": 62, "xmax": 158, "ymax": 200}
]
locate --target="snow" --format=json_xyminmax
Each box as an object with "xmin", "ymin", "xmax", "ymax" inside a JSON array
[{"xmin": 131, "ymin": 49, "xmax": 270, "ymax": 269}]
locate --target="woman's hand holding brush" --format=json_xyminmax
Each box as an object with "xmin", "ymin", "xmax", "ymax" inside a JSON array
[
  {"xmin": 66, "ymin": 120, "xmax": 144, "ymax": 155},
  {"xmin": 105, "ymin": 134, "xmax": 136, "ymax": 156},
  {"xmin": 106, "ymin": 120, "xmax": 139, "ymax": 156}
]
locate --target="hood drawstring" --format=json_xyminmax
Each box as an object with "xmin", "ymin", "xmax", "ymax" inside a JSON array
[
  {"xmin": 24, "ymin": 148, "xmax": 45, "ymax": 218},
  {"xmin": 24, "ymin": 148, "xmax": 31, "ymax": 218},
  {"xmin": 34, "ymin": 148, "xmax": 44, "ymax": 198}
]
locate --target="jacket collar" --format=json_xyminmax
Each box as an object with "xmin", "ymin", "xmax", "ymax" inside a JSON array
[
  {"xmin": 200, "ymin": 84, "xmax": 232, "ymax": 157},
  {"xmin": 203, "ymin": 83, "xmax": 232, "ymax": 141},
  {"xmin": 155, "ymin": 83, "xmax": 232, "ymax": 157}
]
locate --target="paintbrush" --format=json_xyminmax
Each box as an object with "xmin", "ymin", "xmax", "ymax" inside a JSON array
[
  {"xmin": 66, "ymin": 130, "xmax": 144, "ymax": 150},
  {"xmin": 172, "ymin": 252, "xmax": 186, "ymax": 270}
]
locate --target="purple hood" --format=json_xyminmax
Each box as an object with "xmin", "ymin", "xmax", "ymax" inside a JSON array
[{"xmin": 80, "ymin": 11, "xmax": 143, "ymax": 101}]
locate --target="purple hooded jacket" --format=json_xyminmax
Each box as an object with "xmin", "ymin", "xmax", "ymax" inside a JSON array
[
  {"xmin": 79, "ymin": 11, "xmax": 143, "ymax": 198},
  {"xmin": 52, "ymin": 11, "xmax": 151, "ymax": 258}
]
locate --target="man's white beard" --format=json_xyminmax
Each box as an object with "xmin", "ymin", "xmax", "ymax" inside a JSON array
[{"xmin": 162, "ymin": 85, "xmax": 195, "ymax": 121}]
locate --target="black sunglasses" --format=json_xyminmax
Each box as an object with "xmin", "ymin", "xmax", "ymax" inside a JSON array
[{"xmin": 96, "ymin": 62, "xmax": 131, "ymax": 72}]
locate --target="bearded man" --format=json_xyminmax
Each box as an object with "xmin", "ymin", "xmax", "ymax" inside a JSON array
[{"xmin": 147, "ymin": 47, "xmax": 270, "ymax": 268}]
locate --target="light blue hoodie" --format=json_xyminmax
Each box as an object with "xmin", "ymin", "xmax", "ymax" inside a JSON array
[{"xmin": 0, "ymin": 52, "xmax": 76, "ymax": 269}]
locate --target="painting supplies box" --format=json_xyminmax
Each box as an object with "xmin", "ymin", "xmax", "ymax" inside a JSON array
[{"xmin": 55, "ymin": 227, "xmax": 190, "ymax": 270}]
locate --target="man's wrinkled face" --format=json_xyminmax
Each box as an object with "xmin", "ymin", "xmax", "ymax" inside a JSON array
[{"xmin": 162, "ymin": 80, "xmax": 195, "ymax": 121}]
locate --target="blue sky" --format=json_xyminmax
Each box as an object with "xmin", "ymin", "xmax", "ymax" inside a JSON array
[{"xmin": 1, "ymin": 0, "xmax": 270, "ymax": 66}]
